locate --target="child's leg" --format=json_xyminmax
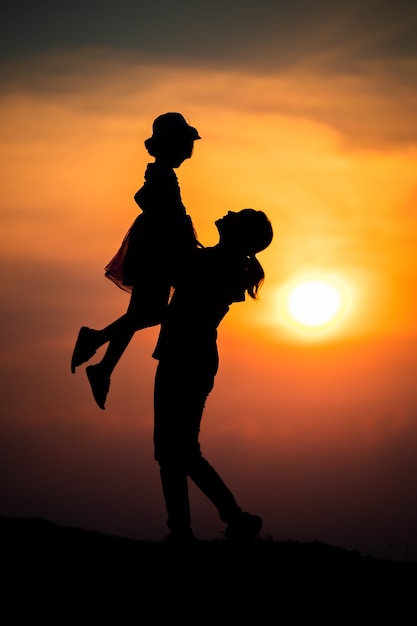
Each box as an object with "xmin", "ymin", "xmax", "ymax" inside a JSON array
[
  {"xmin": 95, "ymin": 284, "xmax": 165, "ymax": 377},
  {"xmin": 92, "ymin": 316, "xmax": 136, "ymax": 379},
  {"xmin": 71, "ymin": 285, "xmax": 161, "ymax": 373},
  {"xmin": 84, "ymin": 284, "xmax": 169, "ymax": 409},
  {"xmin": 71, "ymin": 312, "xmax": 136, "ymax": 374},
  {"xmin": 85, "ymin": 317, "xmax": 135, "ymax": 410}
]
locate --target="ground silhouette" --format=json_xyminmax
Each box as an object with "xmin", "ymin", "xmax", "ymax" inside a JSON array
[{"xmin": 2, "ymin": 515, "xmax": 415, "ymax": 619}]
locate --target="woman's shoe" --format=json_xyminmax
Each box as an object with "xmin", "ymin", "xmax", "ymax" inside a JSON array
[
  {"xmin": 86, "ymin": 364, "xmax": 110, "ymax": 410},
  {"xmin": 71, "ymin": 327, "xmax": 97, "ymax": 373},
  {"xmin": 224, "ymin": 512, "xmax": 262, "ymax": 543},
  {"xmin": 163, "ymin": 528, "xmax": 198, "ymax": 544}
]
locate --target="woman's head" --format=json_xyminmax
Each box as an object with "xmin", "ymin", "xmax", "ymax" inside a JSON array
[
  {"xmin": 216, "ymin": 209, "xmax": 273, "ymax": 256},
  {"xmin": 216, "ymin": 209, "xmax": 273, "ymax": 299},
  {"xmin": 145, "ymin": 112, "xmax": 201, "ymax": 166}
]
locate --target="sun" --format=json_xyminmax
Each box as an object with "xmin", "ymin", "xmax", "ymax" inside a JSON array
[
  {"xmin": 288, "ymin": 280, "xmax": 342, "ymax": 327},
  {"xmin": 274, "ymin": 275, "xmax": 351, "ymax": 338}
]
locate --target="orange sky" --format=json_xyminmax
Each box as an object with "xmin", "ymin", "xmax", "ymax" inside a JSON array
[{"xmin": 1, "ymin": 50, "xmax": 417, "ymax": 560}]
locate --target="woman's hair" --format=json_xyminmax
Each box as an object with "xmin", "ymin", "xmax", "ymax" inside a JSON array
[
  {"xmin": 238, "ymin": 209, "xmax": 273, "ymax": 299},
  {"xmin": 237, "ymin": 209, "xmax": 273, "ymax": 256},
  {"xmin": 245, "ymin": 255, "xmax": 265, "ymax": 299}
]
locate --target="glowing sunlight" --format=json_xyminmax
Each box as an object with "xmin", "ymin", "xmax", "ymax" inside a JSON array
[
  {"xmin": 288, "ymin": 280, "xmax": 342, "ymax": 326},
  {"xmin": 274, "ymin": 275, "xmax": 352, "ymax": 339}
]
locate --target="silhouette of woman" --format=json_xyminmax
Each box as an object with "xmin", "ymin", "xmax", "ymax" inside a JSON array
[
  {"xmin": 71, "ymin": 113, "xmax": 201, "ymax": 409},
  {"xmin": 153, "ymin": 208, "xmax": 273, "ymax": 543}
]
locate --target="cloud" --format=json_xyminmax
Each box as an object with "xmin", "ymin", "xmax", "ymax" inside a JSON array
[
  {"xmin": 3, "ymin": 1, "xmax": 417, "ymax": 72},
  {"xmin": 2, "ymin": 42, "xmax": 417, "ymax": 149}
]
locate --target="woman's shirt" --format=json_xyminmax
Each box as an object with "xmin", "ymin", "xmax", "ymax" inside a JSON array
[{"xmin": 153, "ymin": 245, "xmax": 247, "ymax": 367}]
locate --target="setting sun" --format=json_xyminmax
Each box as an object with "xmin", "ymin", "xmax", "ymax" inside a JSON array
[
  {"xmin": 273, "ymin": 275, "xmax": 352, "ymax": 338},
  {"xmin": 288, "ymin": 280, "xmax": 342, "ymax": 327}
]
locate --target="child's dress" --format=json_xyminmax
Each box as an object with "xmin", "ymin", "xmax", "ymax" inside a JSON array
[{"xmin": 105, "ymin": 162, "xmax": 198, "ymax": 321}]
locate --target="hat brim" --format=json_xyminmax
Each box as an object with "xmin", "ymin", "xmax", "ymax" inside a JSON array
[{"xmin": 188, "ymin": 126, "xmax": 201, "ymax": 140}]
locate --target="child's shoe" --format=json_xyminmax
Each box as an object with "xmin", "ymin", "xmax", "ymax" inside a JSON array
[
  {"xmin": 86, "ymin": 364, "xmax": 110, "ymax": 410},
  {"xmin": 71, "ymin": 327, "xmax": 98, "ymax": 373}
]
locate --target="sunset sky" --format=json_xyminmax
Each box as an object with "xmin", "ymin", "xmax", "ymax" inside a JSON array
[{"xmin": 1, "ymin": 1, "xmax": 417, "ymax": 560}]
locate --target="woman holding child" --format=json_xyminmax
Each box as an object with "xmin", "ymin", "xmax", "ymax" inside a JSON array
[{"xmin": 71, "ymin": 113, "xmax": 273, "ymax": 543}]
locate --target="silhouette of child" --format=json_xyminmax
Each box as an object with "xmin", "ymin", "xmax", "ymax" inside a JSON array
[
  {"xmin": 71, "ymin": 113, "xmax": 201, "ymax": 409},
  {"xmin": 153, "ymin": 209, "xmax": 273, "ymax": 543}
]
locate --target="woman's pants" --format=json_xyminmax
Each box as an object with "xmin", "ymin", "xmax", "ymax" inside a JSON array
[{"xmin": 153, "ymin": 356, "xmax": 242, "ymax": 531}]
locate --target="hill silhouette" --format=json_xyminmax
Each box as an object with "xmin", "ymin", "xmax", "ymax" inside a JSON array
[{"xmin": 2, "ymin": 515, "xmax": 415, "ymax": 618}]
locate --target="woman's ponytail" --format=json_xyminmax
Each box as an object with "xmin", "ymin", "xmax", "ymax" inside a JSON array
[{"xmin": 245, "ymin": 254, "xmax": 265, "ymax": 299}]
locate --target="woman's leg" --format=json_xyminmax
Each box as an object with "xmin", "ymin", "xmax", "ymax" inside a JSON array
[
  {"xmin": 154, "ymin": 358, "xmax": 262, "ymax": 540},
  {"xmin": 187, "ymin": 457, "xmax": 243, "ymax": 524},
  {"xmin": 154, "ymin": 358, "xmax": 243, "ymax": 534},
  {"xmin": 154, "ymin": 361, "xmax": 193, "ymax": 536}
]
